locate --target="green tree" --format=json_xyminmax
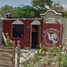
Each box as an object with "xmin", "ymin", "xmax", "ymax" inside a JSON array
[
  {"xmin": 23, "ymin": 6, "xmax": 48, "ymax": 17},
  {"xmin": 11, "ymin": 5, "xmax": 48, "ymax": 18},
  {"xmin": 63, "ymin": 11, "xmax": 67, "ymax": 18},
  {"xmin": 23, "ymin": 6, "xmax": 35, "ymax": 17},
  {"xmin": 31, "ymin": 0, "xmax": 52, "ymax": 9},
  {"xmin": 11, "ymin": 7, "xmax": 22, "ymax": 17},
  {"xmin": 50, "ymin": 2, "xmax": 64, "ymax": 12},
  {"xmin": 0, "ymin": 5, "xmax": 13, "ymax": 17},
  {"xmin": 11, "ymin": 6, "xmax": 36, "ymax": 18}
]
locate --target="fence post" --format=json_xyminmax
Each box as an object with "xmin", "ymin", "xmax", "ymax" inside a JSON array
[
  {"xmin": 13, "ymin": 41, "xmax": 15, "ymax": 67},
  {"xmin": 17, "ymin": 40, "xmax": 20, "ymax": 67}
]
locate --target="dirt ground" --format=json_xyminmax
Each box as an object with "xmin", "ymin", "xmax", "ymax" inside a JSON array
[
  {"xmin": 15, "ymin": 49, "xmax": 37, "ymax": 67},
  {"xmin": 23, "ymin": 54, "xmax": 59, "ymax": 67},
  {"xmin": 19, "ymin": 50, "xmax": 59, "ymax": 67},
  {"xmin": 15, "ymin": 48, "xmax": 65, "ymax": 67}
]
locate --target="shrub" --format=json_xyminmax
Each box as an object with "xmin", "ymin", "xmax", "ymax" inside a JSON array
[{"xmin": 4, "ymin": 33, "xmax": 13, "ymax": 46}]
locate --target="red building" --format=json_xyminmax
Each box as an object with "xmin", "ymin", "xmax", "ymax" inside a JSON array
[
  {"xmin": 1, "ymin": 10, "xmax": 62, "ymax": 48},
  {"xmin": 3, "ymin": 18, "xmax": 42, "ymax": 48}
]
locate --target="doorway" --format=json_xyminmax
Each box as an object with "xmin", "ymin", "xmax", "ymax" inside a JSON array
[
  {"xmin": 31, "ymin": 20, "xmax": 41, "ymax": 48},
  {"xmin": 31, "ymin": 25, "xmax": 41, "ymax": 48}
]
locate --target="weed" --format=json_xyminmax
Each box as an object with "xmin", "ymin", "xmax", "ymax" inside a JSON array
[{"xmin": 2, "ymin": 33, "xmax": 13, "ymax": 46}]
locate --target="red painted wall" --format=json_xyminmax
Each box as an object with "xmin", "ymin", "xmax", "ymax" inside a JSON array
[
  {"xmin": 41, "ymin": 23, "xmax": 61, "ymax": 47},
  {"xmin": 3, "ymin": 20, "xmax": 42, "ymax": 48}
]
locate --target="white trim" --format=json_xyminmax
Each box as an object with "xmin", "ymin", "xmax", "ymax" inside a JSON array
[
  {"xmin": 31, "ymin": 20, "xmax": 41, "ymax": 25},
  {"xmin": 31, "ymin": 25, "xmax": 32, "ymax": 48},
  {"xmin": 40, "ymin": 10, "xmax": 62, "ymax": 16},
  {"xmin": 46, "ymin": 17, "xmax": 55, "ymax": 20},
  {"xmin": 12, "ymin": 21, "xmax": 24, "ymax": 24}
]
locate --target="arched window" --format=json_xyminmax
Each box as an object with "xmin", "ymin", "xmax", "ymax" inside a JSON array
[
  {"xmin": 12, "ymin": 21, "xmax": 24, "ymax": 38},
  {"xmin": 31, "ymin": 20, "xmax": 41, "ymax": 25}
]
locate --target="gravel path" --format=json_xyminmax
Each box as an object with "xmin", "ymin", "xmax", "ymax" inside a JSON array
[{"xmin": 15, "ymin": 49, "xmax": 37, "ymax": 67}]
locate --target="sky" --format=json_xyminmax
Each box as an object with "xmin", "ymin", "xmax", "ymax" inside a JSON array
[
  {"xmin": 0, "ymin": 0, "xmax": 67, "ymax": 10},
  {"xmin": 0, "ymin": 0, "xmax": 32, "ymax": 7},
  {"xmin": 52, "ymin": 0, "xmax": 67, "ymax": 10}
]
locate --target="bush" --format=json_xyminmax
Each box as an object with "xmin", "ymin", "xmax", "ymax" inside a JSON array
[{"xmin": 3, "ymin": 33, "xmax": 13, "ymax": 46}]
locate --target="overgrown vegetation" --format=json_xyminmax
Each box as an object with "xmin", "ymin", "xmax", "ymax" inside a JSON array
[
  {"xmin": 0, "ymin": 0, "xmax": 67, "ymax": 18},
  {"xmin": 2, "ymin": 33, "xmax": 13, "ymax": 46},
  {"xmin": 20, "ymin": 44, "xmax": 67, "ymax": 67}
]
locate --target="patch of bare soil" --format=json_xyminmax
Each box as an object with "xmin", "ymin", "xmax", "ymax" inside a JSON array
[
  {"xmin": 21, "ymin": 51, "xmax": 59, "ymax": 67},
  {"xmin": 20, "ymin": 46, "xmax": 66, "ymax": 67}
]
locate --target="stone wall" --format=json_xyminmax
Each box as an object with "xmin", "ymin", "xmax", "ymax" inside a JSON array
[{"xmin": 0, "ymin": 18, "xmax": 3, "ymax": 45}]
